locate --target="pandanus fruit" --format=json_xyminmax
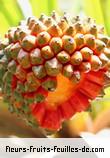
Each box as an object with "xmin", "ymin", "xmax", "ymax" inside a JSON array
[{"xmin": 0, "ymin": 11, "xmax": 110, "ymax": 131}]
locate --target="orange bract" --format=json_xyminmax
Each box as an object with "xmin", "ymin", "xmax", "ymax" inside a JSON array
[{"xmin": 46, "ymin": 74, "xmax": 76, "ymax": 108}]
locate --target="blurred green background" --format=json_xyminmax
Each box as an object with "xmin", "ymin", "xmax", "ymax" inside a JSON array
[{"xmin": 0, "ymin": 0, "xmax": 110, "ymax": 137}]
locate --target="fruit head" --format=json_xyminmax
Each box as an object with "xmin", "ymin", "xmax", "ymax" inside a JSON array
[{"xmin": 0, "ymin": 11, "xmax": 110, "ymax": 131}]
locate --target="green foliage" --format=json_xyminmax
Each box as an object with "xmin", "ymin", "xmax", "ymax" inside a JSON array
[
  {"xmin": 0, "ymin": 0, "xmax": 23, "ymax": 37},
  {"xmin": 83, "ymin": 0, "xmax": 110, "ymax": 35},
  {"xmin": 100, "ymin": 0, "xmax": 110, "ymax": 35},
  {"xmin": 90, "ymin": 87, "xmax": 110, "ymax": 119},
  {"xmin": 0, "ymin": 0, "xmax": 58, "ymax": 37},
  {"xmin": 30, "ymin": 0, "xmax": 57, "ymax": 16},
  {"xmin": 83, "ymin": 0, "xmax": 105, "ymax": 24}
]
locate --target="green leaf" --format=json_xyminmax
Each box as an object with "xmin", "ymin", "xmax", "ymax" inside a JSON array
[
  {"xmin": 47, "ymin": 0, "xmax": 58, "ymax": 14},
  {"xmin": 100, "ymin": 0, "xmax": 110, "ymax": 35},
  {"xmin": 83, "ymin": 0, "xmax": 107, "ymax": 33},
  {"xmin": 30, "ymin": 0, "xmax": 49, "ymax": 16},
  {"xmin": 30, "ymin": 0, "xmax": 58, "ymax": 16},
  {"xmin": 0, "ymin": 0, "xmax": 24, "ymax": 36}
]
